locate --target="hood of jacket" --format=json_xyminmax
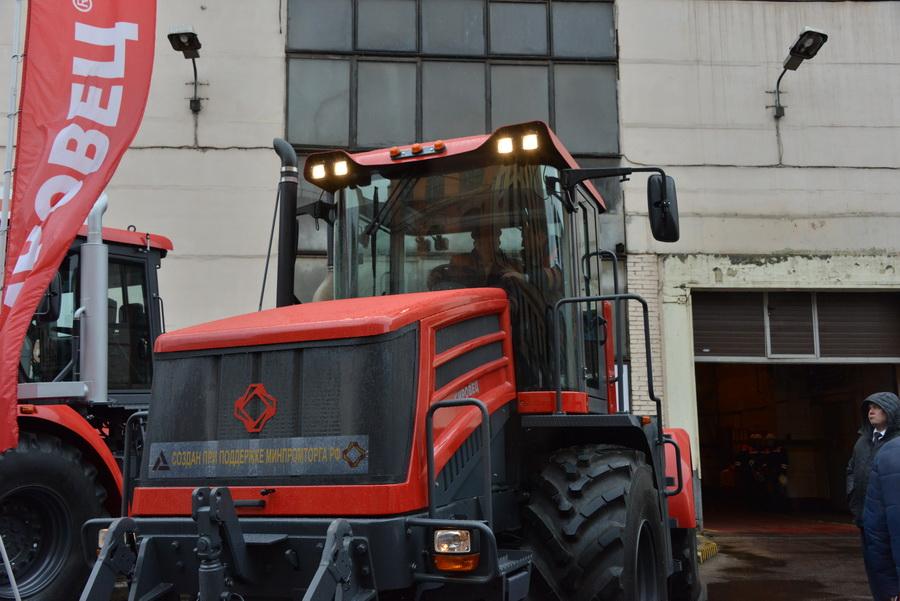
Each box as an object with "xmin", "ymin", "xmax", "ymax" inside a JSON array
[{"xmin": 859, "ymin": 391, "xmax": 900, "ymax": 435}]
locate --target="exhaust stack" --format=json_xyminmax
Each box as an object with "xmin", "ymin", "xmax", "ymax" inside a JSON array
[{"xmin": 273, "ymin": 138, "xmax": 298, "ymax": 308}]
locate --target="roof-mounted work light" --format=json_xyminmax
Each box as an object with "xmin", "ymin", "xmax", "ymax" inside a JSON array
[
  {"xmin": 168, "ymin": 27, "xmax": 203, "ymax": 113},
  {"xmin": 772, "ymin": 28, "xmax": 828, "ymax": 119}
]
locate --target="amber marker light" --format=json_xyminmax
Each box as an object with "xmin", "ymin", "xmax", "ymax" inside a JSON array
[
  {"xmin": 389, "ymin": 146, "xmax": 401, "ymax": 158},
  {"xmin": 333, "ymin": 160, "xmax": 349, "ymax": 176},
  {"xmin": 497, "ymin": 137, "xmax": 514, "ymax": 154},
  {"xmin": 641, "ymin": 415, "xmax": 652, "ymax": 426},
  {"xmin": 522, "ymin": 133, "xmax": 539, "ymax": 150},
  {"xmin": 433, "ymin": 553, "xmax": 481, "ymax": 572},
  {"xmin": 411, "ymin": 143, "xmax": 423, "ymax": 154},
  {"xmin": 311, "ymin": 164, "xmax": 327, "ymax": 180},
  {"xmin": 434, "ymin": 139, "xmax": 446, "ymax": 151}
]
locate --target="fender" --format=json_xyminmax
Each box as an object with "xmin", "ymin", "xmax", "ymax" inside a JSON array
[
  {"xmin": 663, "ymin": 427, "xmax": 697, "ymax": 529},
  {"xmin": 17, "ymin": 404, "xmax": 123, "ymax": 494}
]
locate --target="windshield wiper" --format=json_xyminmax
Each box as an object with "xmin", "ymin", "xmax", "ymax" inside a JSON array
[
  {"xmin": 363, "ymin": 177, "xmax": 417, "ymax": 295},
  {"xmin": 363, "ymin": 177, "xmax": 417, "ymax": 238}
]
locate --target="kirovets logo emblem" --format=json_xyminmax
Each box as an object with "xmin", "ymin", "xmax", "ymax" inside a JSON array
[
  {"xmin": 73, "ymin": 0, "xmax": 92, "ymax": 12},
  {"xmin": 234, "ymin": 383, "xmax": 278, "ymax": 433}
]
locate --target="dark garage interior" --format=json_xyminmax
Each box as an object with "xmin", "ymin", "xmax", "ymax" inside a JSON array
[{"xmin": 696, "ymin": 362, "xmax": 899, "ymax": 517}]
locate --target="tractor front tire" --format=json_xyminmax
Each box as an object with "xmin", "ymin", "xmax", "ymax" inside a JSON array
[
  {"xmin": 0, "ymin": 433, "xmax": 107, "ymax": 601},
  {"xmin": 525, "ymin": 445, "xmax": 668, "ymax": 601}
]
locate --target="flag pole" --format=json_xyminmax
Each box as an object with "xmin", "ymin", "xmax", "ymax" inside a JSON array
[{"xmin": 0, "ymin": 0, "xmax": 26, "ymax": 293}]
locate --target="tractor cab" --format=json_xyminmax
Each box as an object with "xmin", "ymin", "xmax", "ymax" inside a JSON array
[
  {"xmin": 18, "ymin": 226, "xmax": 170, "ymax": 407},
  {"xmin": 304, "ymin": 122, "xmax": 606, "ymax": 394}
]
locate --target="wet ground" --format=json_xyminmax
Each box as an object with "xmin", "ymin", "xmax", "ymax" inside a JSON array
[{"xmin": 701, "ymin": 513, "xmax": 871, "ymax": 600}]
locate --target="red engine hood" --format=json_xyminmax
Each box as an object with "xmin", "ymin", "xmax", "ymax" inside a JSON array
[{"xmin": 155, "ymin": 288, "xmax": 508, "ymax": 353}]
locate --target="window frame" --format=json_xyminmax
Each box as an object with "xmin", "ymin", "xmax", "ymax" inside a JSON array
[{"xmin": 285, "ymin": 0, "xmax": 619, "ymax": 157}]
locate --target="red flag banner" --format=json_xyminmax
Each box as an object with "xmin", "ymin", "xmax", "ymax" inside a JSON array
[{"xmin": 0, "ymin": 0, "xmax": 156, "ymax": 451}]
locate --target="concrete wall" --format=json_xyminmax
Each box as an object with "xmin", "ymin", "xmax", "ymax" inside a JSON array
[
  {"xmin": 617, "ymin": 1, "xmax": 900, "ymax": 460},
  {"xmin": 1, "ymin": 0, "xmax": 288, "ymax": 330}
]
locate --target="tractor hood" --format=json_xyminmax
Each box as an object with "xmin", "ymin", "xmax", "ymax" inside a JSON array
[{"xmin": 155, "ymin": 288, "xmax": 507, "ymax": 354}]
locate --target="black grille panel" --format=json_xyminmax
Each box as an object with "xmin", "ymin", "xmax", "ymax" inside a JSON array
[{"xmin": 141, "ymin": 326, "xmax": 418, "ymax": 486}]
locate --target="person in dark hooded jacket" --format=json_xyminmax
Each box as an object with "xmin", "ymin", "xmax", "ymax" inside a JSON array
[
  {"xmin": 862, "ymin": 435, "xmax": 900, "ymax": 601},
  {"xmin": 847, "ymin": 391, "xmax": 900, "ymax": 527}
]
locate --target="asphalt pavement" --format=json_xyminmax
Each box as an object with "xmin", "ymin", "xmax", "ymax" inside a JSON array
[{"xmin": 701, "ymin": 532, "xmax": 871, "ymax": 600}]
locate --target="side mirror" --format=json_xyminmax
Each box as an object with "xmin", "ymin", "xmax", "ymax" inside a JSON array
[
  {"xmin": 35, "ymin": 273, "xmax": 62, "ymax": 323},
  {"xmin": 647, "ymin": 174, "xmax": 679, "ymax": 242}
]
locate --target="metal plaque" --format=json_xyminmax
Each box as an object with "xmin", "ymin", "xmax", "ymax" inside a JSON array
[{"xmin": 147, "ymin": 435, "xmax": 369, "ymax": 479}]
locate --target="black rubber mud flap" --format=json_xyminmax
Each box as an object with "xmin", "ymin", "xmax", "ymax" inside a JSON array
[
  {"xmin": 78, "ymin": 518, "xmax": 137, "ymax": 601},
  {"xmin": 303, "ymin": 519, "xmax": 375, "ymax": 601}
]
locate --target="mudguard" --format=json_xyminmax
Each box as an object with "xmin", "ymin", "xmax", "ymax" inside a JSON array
[{"xmin": 664, "ymin": 427, "xmax": 697, "ymax": 529}]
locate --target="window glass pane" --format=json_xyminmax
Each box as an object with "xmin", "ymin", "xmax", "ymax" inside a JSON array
[
  {"xmin": 422, "ymin": 0, "xmax": 485, "ymax": 55},
  {"xmin": 19, "ymin": 255, "xmax": 78, "ymax": 384},
  {"xmin": 288, "ymin": 59, "xmax": 350, "ymax": 146},
  {"xmin": 554, "ymin": 64, "xmax": 618, "ymax": 154},
  {"xmin": 358, "ymin": 0, "xmax": 416, "ymax": 51},
  {"xmin": 552, "ymin": 2, "xmax": 616, "ymax": 58},
  {"xmin": 357, "ymin": 62, "xmax": 416, "ymax": 147},
  {"xmin": 287, "ymin": 0, "xmax": 352, "ymax": 51},
  {"xmin": 108, "ymin": 260, "xmax": 152, "ymax": 390},
  {"xmin": 490, "ymin": 65, "xmax": 549, "ymax": 127},
  {"xmin": 423, "ymin": 62, "xmax": 486, "ymax": 139},
  {"xmin": 490, "ymin": 3, "xmax": 547, "ymax": 55}
]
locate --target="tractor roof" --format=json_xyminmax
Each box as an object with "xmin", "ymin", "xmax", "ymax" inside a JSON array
[
  {"xmin": 305, "ymin": 121, "xmax": 606, "ymax": 211},
  {"xmin": 77, "ymin": 226, "xmax": 173, "ymax": 253}
]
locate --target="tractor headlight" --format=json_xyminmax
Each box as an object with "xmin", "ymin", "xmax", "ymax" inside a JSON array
[
  {"xmin": 311, "ymin": 164, "xmax": 327, "ymax": 180},
  {"xmin": 434, "ymin": 529, "xmax": 472, "ymax": 554},
  {"xmin": 497, "ymin": 137, "xmax": 514, "ymax": 155},
  {"xmin": 333, "ymin": 160, "xmax": 349, "ymax": 176},
  {"xmin": 521, "ymin": 133, "xmax": 539, "ymax": 150}
]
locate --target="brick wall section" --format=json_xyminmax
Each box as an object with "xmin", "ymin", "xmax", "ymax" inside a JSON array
[{"xmin": 627, "ymin": 254, "xmax": 664, "ymax": 416}]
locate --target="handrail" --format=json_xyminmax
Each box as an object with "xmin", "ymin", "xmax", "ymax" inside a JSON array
[
  {"xmin": 552, "ymin": 293, "xmax": 663, "ymax": 445},
  {"xmin": 425, "ymin": 398, "xmax": 492, "ymax": 529},
  {"xmin": 580, "ymin": 249, "xmax": 624, "ymax": 410},
  {"xmin": 120, "ymin": 410, "xmax": 148, "ymax": 516}
]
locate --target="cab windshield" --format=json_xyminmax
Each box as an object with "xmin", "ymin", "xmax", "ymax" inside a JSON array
[{"xmin": 334, "ymin": 163, "xmax": 571, "ymax": 299}]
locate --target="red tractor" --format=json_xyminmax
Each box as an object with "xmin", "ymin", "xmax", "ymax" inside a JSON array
[
  {"xmin": 0, "ymin": 198, "xmax": 170, "ymax": 601},
  {"xmin": 79, "ymin": 122, "xmax": 700, "ymax": 601}
]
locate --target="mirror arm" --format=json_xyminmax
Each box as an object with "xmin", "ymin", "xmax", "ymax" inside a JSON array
[{"xmin": 560, "ymin": 167, "xmax": 668, "ymax": 203}]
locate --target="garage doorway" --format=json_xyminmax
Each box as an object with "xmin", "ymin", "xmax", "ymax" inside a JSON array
[
  {"xmin": 692, "ymin": 290, "xmax": 900, "ymax": 523},
  {"xmin": 696, "ymin": 362, "xmax": 898, "ymax": 517}
]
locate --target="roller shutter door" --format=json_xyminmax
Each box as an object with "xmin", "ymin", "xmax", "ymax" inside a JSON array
[{"xmin": 693, "ymin": 291, "xmax": 900, "ymax": 361}]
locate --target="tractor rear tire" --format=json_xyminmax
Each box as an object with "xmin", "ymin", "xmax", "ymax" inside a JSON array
[
  {"xmin": 668, "ymin": 528, "xmax": 701, "ymax": 601},
  {"xmin": 524, "ymin": 445, "xmax": 668, "ymax": 601},
  {"xmin": 0, "ymin": 433, "xmax": 107, "ymax": 601}
]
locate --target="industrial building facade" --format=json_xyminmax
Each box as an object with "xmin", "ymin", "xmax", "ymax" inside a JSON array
[{"xmin": 2, "ymin": 0, "xmax": 899, "ymax": 515}]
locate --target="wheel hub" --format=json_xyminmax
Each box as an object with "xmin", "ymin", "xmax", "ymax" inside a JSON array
[{"xmin": 0, "ymin": 487, "xmax": 70, "ymax": 597}]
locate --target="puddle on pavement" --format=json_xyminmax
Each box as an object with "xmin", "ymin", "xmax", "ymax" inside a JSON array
[
  {"xmin": 708, "ymin": 579, "xmax": 832, "ymax": 600},
  {"xmin": 717, "ymin": 544, "xmax": 787, "ymax": 571}
]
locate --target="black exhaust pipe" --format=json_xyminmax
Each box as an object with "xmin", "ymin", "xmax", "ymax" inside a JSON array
[{"xmin": 273, "ymin": 138, "xmax": 298, "ymax": 308}]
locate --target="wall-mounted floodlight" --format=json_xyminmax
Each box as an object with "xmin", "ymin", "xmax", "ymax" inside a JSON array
[
  {"xmin": 773, "ymin": 28, "xmax": 828, "ymax": 119},
  {"xmin": 167, "ymin": 26, "xmax": 203, "ymax": 113}
]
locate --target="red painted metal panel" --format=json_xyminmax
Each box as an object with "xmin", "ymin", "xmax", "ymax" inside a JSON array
[
  {"xmin": 664, "ymin": 427, "xmax": 697, "ymax": 529},
  {"xmin": 154, "ymin": 288, "xmax": 508, "ymax": 353},
  {"xmin": 19, "ymin": 404, "xmax": 123, "ymax": 493},
  {"xmin": 517, "ymin": 391, "xmax": 589, "ymax": 414}
]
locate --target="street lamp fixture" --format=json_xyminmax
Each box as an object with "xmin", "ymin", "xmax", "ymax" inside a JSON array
[
  {"xmin": 773, "ymin": 28, "xmax": 828, "ymax": 119},
  {"xmin": 167, "ymin": 27, "xmax": 203, "ymax": 113}
]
